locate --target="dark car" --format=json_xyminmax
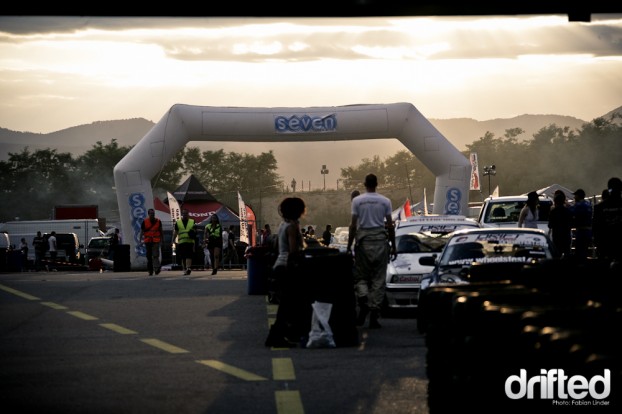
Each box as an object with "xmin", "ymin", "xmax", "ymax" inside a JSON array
[
  {"xmin": 43, "ymin": 232, "xmax": 82, "ymax": 263},
  {"xmin": 416, "ymin": 227, "xmax": 557, "ymax": 333}
]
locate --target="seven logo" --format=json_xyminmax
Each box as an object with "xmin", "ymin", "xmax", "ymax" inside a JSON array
[
  {"xmin": 128, "ymin": 192, "xmax": 147, "ymax": 257},
  {"xmin": 505, "ymin": 369, "xmax": 610, "ymax": 400},
  {"xmin": 274, "ymin": 114, "xmax": 337, "ymax": 133}
]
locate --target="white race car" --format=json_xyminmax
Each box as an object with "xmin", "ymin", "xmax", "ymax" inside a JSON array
[{"xmin": 384, "ymin": 215, "xmax": 481, "ymax": 311}]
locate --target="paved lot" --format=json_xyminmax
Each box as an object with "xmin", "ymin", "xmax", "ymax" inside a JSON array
[{"xmin": 0, "ymin": 268, "xmax": 430, "ymax": 414}]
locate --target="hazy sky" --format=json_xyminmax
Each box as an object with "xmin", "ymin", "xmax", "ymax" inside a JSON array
[{"xmin": 1, "ymin": 15, "xmax": 621, "ymax": 135}]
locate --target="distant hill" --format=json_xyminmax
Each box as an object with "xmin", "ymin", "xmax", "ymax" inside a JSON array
[{"xmin": 1, "ymin": 107, "xmax": 620, "ymax": 187}]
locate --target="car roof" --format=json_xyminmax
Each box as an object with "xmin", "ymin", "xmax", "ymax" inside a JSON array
[
  {"xmin": 396, "ymin": 215, "xmax": 480, "ymax": 228},
  {"xmin": 483, "ymin": 194, "xmax": 552, "ymax": 202},
  {"xmin": 450, "ymin": 227, "xmax": 547, "ymax": 236}
]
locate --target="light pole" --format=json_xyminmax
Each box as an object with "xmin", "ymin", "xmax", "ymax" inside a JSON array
[
  {"xmin": 320, "ymin": 165, "xmax": 329, "ymax": 191},
  {"xmin": 482, "ymin": 165, "xmax": 496, "ymax": 196}
]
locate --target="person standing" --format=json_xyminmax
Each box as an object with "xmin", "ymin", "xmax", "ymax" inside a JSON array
[
  {"xmin": 174, "ymin": 209, "xmax": 196, "ymax": 276},
  {"xmin": 592, "ymin": 177, "xmax": 622, "ymax": 265},
  {"xmin": 19, "ymin": 237, "xmax": 29, "ymax": 272},
  {"xmin": 518, "ymin": 191, "xmax": 540, "ymax": 229},
  {"xmin": 225, "ymin": 225, "xmax": 239, "ymax": 268},
  {"xmin": 322, "ymin": 224, "xmax": 332, "ymax": 246},
  {"xmin": 140, "ymin": 208, "xmax": 163, "ymax": 276},
  {"xmin": 108, "ymin": 228, "xmax": 121, "ymax": 261},
  {"xmin": 32, "ymin": 231, "xmax": 46, "ymax": 272},
  {"xmin": 569, "ymin": 188, "xmax": 593, "ymax": 261},
  {"xmin": 205, "ymin": 214, "xmax": 223, "ymax": 275},
  {"xmin": 547, "ymin": 192, "xmax": 573, "ymax": 258},
  {"xmin": 47, "ymin": 231, "xmax": 58, "ymax": 271},
  {"xmin": 265, "ymin": 196, "xmax": 307, "ymax": 347},
  {"xmin": 347, "ymin": 173, "xmax": 397, "ymax": 329}
]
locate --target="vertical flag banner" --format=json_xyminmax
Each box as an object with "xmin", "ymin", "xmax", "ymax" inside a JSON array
[
  {"xmin": 167, "ymin": 192, "xmax": 182, "ymax": 243},
  {"xmin": 167, "ymin": 191, "xmax": 181, "ymax": 222},
  {"xmin": 469, "ymin": 153, "xmax": 481, "ymax": 191},
  {"xmin": 246, "ymin": 205, "xmax": 257, "ymax": 246},
  {"xmin": 492, "ymin": 185, "xmax": 500, "ymax": 198},
  {"xmin": 237, "ymin": 191, "xmax": 249, "ymax": 245}
]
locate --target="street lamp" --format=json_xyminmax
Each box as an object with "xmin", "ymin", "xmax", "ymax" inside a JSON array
[
  {"xmin": 320, "ymin": 165, "xmax": 329, "ymax": 191},
  {"xmin": 482, "ymin": 165, "xmax": 496, "ymax": 196}
]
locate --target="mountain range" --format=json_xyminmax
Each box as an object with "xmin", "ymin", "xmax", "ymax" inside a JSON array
[{"xmin": 2, "ymin": 106, "xmax": 620, "ymax": 189}]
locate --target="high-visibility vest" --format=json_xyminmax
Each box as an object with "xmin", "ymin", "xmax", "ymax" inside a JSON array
[
  {"xmin": 143, "ymin": 218, "xmax": 162, "ymax": 243},
  {"xmin": 206, "ymin": 223, "xmax": 222, "ymax": 238},
  {"xmin": 176, "ymin": 219, "xmax": 195, "ymax": 244}
]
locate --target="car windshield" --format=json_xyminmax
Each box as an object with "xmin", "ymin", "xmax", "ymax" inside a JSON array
[
  {"xmin": 482, "ymin": 200, "xmax": 552, "ymax": 224},
  {"xmin": 89, "ymin": 238, "xmax": 110, "ymax": 248},
  {"xmin": 395, "ymin": 231, "xmax": 452, "ymax": 254},
  {"xmin": 439, "ymin": 231, "xmax": 553, "ymax": 266}
]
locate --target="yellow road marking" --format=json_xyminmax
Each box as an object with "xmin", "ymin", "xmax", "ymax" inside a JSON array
[
  {"xmin": 67, "ymin": 311, "xmax": 98, "ymax": 320},
  {"xmin": 41, "ymin": 301, "xmax": 67, "ymax": 310},
  {"xmin": 275, "ymin": 390, "xmax": 304, "ymax": 414},
  {"xmin": 0, "ymin": 284, "xmax": 40, "ymax": 300},
  {"xmin": 196, "ymin": 359, "xmax": 267, "ymax": 381},
  {"xmin": 141, "ymin": 338, "xmax": 189, "ymax": 354},
  {"xmin": 100, "ymin": 323, "xmax": 137, "ymax": 334},
  {"xmin": 273, "ymin": 358, "xmax": 295, "ymax": 380}
]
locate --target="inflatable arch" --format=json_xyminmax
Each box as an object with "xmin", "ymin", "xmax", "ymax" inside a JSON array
[{"xmin": 114, "ymin": 103, "xmax": 471, "ymax": 270}]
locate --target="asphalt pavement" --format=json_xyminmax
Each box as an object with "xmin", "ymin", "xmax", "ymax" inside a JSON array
[{"xmin": 0, "ymin": 268, "xmax": 430, "ymax": 414}]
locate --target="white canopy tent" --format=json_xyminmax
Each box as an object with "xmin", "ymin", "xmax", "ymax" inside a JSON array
[{"xmin": 114, "ymin": 103, "xmax": 470, "ymax": 269}]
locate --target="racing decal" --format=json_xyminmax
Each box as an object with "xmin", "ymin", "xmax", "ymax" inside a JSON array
[
  {"xmin": 274, "ymin": 114, "xmax": 337, "ymax": 134},
  {"xmin": 450, "ymin": 233, "xmax": 547, "ymax": 246},
  {"xmin": 448, "ymin": 256, "xmax": 531, "ymax": 266}
]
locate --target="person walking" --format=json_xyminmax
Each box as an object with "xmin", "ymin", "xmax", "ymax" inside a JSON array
[
  {"xmin": 592, "ymin": 177, "xmax": 622, "ymax": 265},
  {"xmin": 32, "ymin": 231, "xmax": 46, "ymax": 272},
  {"xmin": 346, "ymin": 173, "xmax": 397, "ymax": 329},
  {"xmin": 140, "ymin": 208, "xmax": 163, "ymax": 276},
  {"xmin": 265, "ymin": 196, "xmax": 307, "ymax": 347},
  {"xmin": 569, "ymin": 188, "xmax": 593, "ymax": 261},
  {"xmin": 174, "ymin": 209, "xmax": 196, "ymax": 276},
  {"xmin": 205, "ymin": 214, "xmax": 223, "ymax": 275},
  {"xmin": 518, "ymin": 191, "xmax": 540, "ymax": 229},
  {"xmin": 548, "ymin": 192, "xmax": 573, "ymax": 258}
]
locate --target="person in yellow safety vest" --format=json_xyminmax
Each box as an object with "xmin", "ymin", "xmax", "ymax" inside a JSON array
[
  {"xmin": 204, "ymin": 213, "xmax": 223, "ymax": 275},
  {"xmin": 174, "ymin": 209, "xmax": 196, "ymax": 276},
  {"xmin": 140, "ymin": 208, "xmax": 164, "ymax": 276}
]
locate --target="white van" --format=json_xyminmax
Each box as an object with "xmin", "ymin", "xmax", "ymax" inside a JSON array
[
  {"xmin": 0, "ymin": 219, "xmax": 103, "ymax": 259},
  {"xmin": 477, "ymin": 194, "xmax": 553, "ymax": 232}
]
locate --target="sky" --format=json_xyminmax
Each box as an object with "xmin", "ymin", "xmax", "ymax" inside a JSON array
[
  {"xmin": 1, "ymin": 15, "xmax": 621, "ymax": 134},
  {"xmin": 0, "ymin": 15, "xmax": 621, "ymax": 188}
]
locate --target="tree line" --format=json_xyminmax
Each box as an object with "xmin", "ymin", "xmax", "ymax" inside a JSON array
[{"xmin": 0, "ymin": 115, "xmax": 620, "ymax": 223}]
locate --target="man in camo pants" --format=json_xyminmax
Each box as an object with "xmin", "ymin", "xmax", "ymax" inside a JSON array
[{"xmin": 347, "ymin": 173, "xmax": 397, "ymax": 329}]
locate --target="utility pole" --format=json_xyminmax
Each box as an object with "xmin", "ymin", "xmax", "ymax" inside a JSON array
[
  {"xmin": 483, "ymin": 165, "xmax": 496, "ymax": 196},
  {"xmin": 321, "ymin": 165, "xmax": 329, "ymax": 191}
]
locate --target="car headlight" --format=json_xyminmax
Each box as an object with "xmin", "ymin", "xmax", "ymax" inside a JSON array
[{"xmin": 386, "ymin": 263, "xmax": 399, "ymax": 283}]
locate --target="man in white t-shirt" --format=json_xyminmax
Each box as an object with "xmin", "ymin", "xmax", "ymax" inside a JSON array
[
  {"xmin": 47, "ymin": 231, "xmax": 58, "ymax": 271},
  {"xmin": 347, "ymin": 174, "xmax": 396, "ymax": 329}
]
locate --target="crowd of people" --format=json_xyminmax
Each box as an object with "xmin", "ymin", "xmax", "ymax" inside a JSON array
[{"xmin": 544, "ymin": 177, "xmax": 622, "ymax": 263}]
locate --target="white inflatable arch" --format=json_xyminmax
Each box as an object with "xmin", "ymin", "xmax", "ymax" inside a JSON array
[{"xmin": 114, "ymin": 103, "xmax": 470, "ymax": 269}]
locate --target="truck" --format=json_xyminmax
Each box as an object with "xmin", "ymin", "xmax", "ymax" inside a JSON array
[
  {"xmin": 0, "ymin": 219, "xmax": 104, "ymax": 263},
  {"xmin": 54, "ymin": 204, "xmax": 99, "ymax": 220}
]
